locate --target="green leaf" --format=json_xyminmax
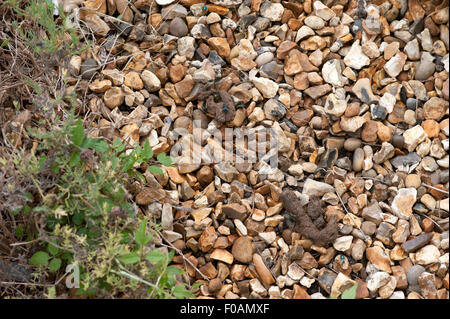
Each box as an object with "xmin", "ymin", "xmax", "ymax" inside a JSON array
[
  {"xmin": 145, "ymin": 250, "xmax": 166, "ymax": 264},
  {"xmin": 112, "ymin": 138, "xmax": 125, "ymax": 152},
  {"xmin": 1, "ymin": 39, "xmax": 9, "ymax": 48},
  {"xmin": 49, "ymin": 258, "xmax": 62, "ymax": 271},
  {"xmin": 341, "ymin": 283, "xmax": 358, "ymax": 299},
  {"xmin": 156, "ymin": 153, "xmax": 173, "ymax": 167},
  {"xmin": 47, "ymin": 243, "xmax": 59, "ymax": 256},
  {"xmin": 38, "ymin": 155, "xmax": 47, "ymax": 170},
  {"xmin": 118, "ymin": 252, "xmax": 140, "ymax": 265},
  {"xmin": 91, "ymin": 139, "xmax": 109, "ymax": 153},
  {"xmin": 172, "ymin": 285, "xmax": 195, "ymax": 299},
  {"xmin": 141, "ymin": 139, "xmax": 153, "ymax": 161},
  {"xmin": 121, "ymin": 155, "xmax": 136, "ymax": 172},
  {"xmin": 166, "ymin": 266, "xmax": 183, "ymax": 276},
  {"xmin": 70, "ymin": 119, "xmax": 84, "ymax": 146},
  {"xmin": 135, "ymin": 220, "xmax": 151, "ymax": 246},
  {"xmin": 82, "ymin": 138, "xmax": 109, "ymax": 153},
  {"xmin": 10, "ymin": 207, "xmax": 22, "ymax": 216},
  {"xmin": 192, "ymin": 282, "xmax": 203, "ymax": 290},
  {"xmin": 112, "ymin": 138, "xmax": 122, "ymax": 148},
  {"xmin": 148, "ymin": 165, "xmax": 163, "ymax": 175},
  {"xmin": 128, "ymin": 170, "xmax": 145, "ymax": 183},
  {"xmin": 29, "ymin": 251, "xmax": 50, "ymax": 266},
  {"xmin": 15, "ymin": 225, "xmax": 24, "ymax": 239},
  {"xmin": 69, "ymin": 150, "xmax": 81, "ymax": 167}
]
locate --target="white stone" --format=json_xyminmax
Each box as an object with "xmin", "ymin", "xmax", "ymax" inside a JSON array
[
  {"xmin": 302, "ymin": 178, "xmax": 335, "ymax": 196},
  {"xmin": 268, "ymin": 286, "xmax": 281, "ymax": 298},
  {"xmin": 250, "ymin": 278, "xmax": 267, "ymax": 296},
  {"xmin": 404, "ymin": 39, "xmax": 420, "ymax": 60},
  {"xmin": 325, "ymin": 93, "xmax": 347, "ymax": 117},
  {"xmin": 288, "ymin": 164, "xmax": 303, "ymax": 176},
  {"xmin": 287, "ymin": 262, "xmax": 305, "ymax": 281},
  {"xmin": 177, "ymin": 36, "xmax": 196, "ymax": 59},
  {"xmin": 344, "ymin": 40, "xmax": 370, "ymax": 70},
  {"xmin": 384, "ymin": 53, "xmax": 407, "ymax": 78},
  {"xmin": 161, "ymin": 204, "xmax": 173, "ymax": 231},
  {"xmin": 141, "ymin": 70, "xmax": 161, "ymax": 92},
  {"xmin": 392, "ymin": 188, "xmax": 417, "ymax": 219},
  {"xmin": 234, "ymin": 219, "xmax": 248, "ymax": 236},
  {"xmin": 260, "ymin": 3, "xmax": 284, "ymax": 22},
  {"xmin": 295, "ymin": 26, "xmax": 315, "ymax": 42},
  {"xmin": 404, "ymin": 125, "xmax": 427, "ymax": 152},
  {"xmin": 333, "ymin": 236, "xmax": 353, "ymax": 251},
  {"xmin": 313, "ymin": 1, "xmax": 336, "ymax": 21},
  {"xmin": 258, "ymin": 231, "xmax": 277, "ymax": 244},
  {"xmin": 437, "ymin": 198, "xmax": 449, "ymax": 212},
  {"xmin": 389, "ymin": 291, "xmax": 405, "ymax": 299},
  {"xmin": 156, "ymin": 0, "xmax": 175, "ymax": 5},
  {"xmin": 322, "ymin": 59, "xmax": 345, "ymax": 87},
  {"xmin": 311, "ymin": 292, "xmax": 327, "ymax": 299},
  {"xmin": 304, "ymin": 16, "xmax": 325, "ymax": 29},
  {"xmin": 251, "ymin": 75, "xmax": 279, "ymax": 98},
  {"xmin": 366, "ymin": 271, "xmax": 390, "ymax": 292},
  {"xmin": 416, "ymin": 245, "xmax": 441, "ymax": 265},
  {"xmin": 276, "ymin": 275, "xmax": 296, "ymax": 288},
  {"xmin": 300, "ymin": 276, "xmax": 315, "ymax": 288},
  {"xmin": 379, "ymin": 92, "xmax": 396, "ymax": 113}
]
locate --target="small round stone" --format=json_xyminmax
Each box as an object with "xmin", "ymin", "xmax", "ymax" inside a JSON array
[
  {"xmin": 344, "ymin": 138, "xmax": 362, "ymax": 151},
  {"xmin": 169, "ymin": 17, "xmax": 188, "ymax": 37},
  {"xmin": 208, "ymin": 278, "xmax": 222, "ymax": 293},
  {"xmin": 391, "ymin": 135, "xmax": 404, "ymax": 148},
  {"xmin": 404, "ymin": 109, "xmax": 417, "ymax": 125},
  {"xmin": 405, "ymin": 174, "xmax": 421, "ymax": 188}
]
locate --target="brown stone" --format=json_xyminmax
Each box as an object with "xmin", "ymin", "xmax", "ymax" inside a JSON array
[
  {"xmin": 293, "ymin": 72, "xmax": 309, "ymax": 90},
  {"xmin": 207, "ymin": 37, "xmax": 230, "ymax": 58},
  {"xmin": 293, "ymin": 284, "xmax": 311, "ymax": 299},
  {"xmin": 166, "ymin": 167, "xmax": 186, "ymax": 184},
  {"xmin": 124, "ymin": 71, "xmax": 144, "ymax": 90},
  {"xmin": 104, "ymin": 87, "xmax": 124, "ymax": 109},
  {"xmin": 210, "ymin": 248, "xmax": 234, "ymax": 264},
  {"xmin": 199, "ymin": 262, "xmax": 218, "ymax": 279},
  {"xmin": 231, "ymin": 236, "xmax": 254, "ymax": 264},
  {"xmin": 135, "ymin": 187, "xmax": 166, "ymax": 205},
  {"xmin": 422, "ymin": 120, "xmax": 441, "ymax": 138},
  {"xmin": 423, "ymin": 97, "xmax": 448, "ymax": 121},
  {"xmin": 276, "ymin": 41, "xmax": 298, "ymax": 59},
  {"xmin": 199, "ymin": 226, "xmax": 218, "ymax": 252},
  {"xmin": 291, "ymin": 109, "xmax": 313, "ymax": 126},
  {"xmin": 253, "ymin": 253, "xmax": 275, "ymax": 285},
  {"xmin": 366, "ymin": 246, "xmax": 392, "ymax": 273},
  {"xmin": 222, "ymin": 203, "xmax": 247, "ymax": 220},
  {"xmin": 361, "ymin": 120, "xmax": 378, "ymax": 143},
  {"xmin": 89, "ymin": 79, "xmax": 112, "ymax": 93},
  {"xmin": 392, "ymin": 265, "xmax": 408, "ymax": 290}
]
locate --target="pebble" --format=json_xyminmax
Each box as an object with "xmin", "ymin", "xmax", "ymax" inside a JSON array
[
  {"xmin": 407, "ymin": 265, "xmax": 426, "ymax": 286},
  {"xmin": 416, "ymin": 245, "xmax": 441, "ymax": 265},
  {"xmin": 169, "ymin": 17, "xmax": 188, "ymax": 37},
  {"xmin": 344, "ymin": 40, "xmax": 370, "ymax": 70},
  {"xmin": 231, "ymin": 236, "xmax": 253, "ymax": 264},
  {"xmin": 333, "ymin": 236, "xmax": 353, "ymax": 252},
  {"xmin": 392, "ymin": 188, "xmax": 417, "ymax": 219}
]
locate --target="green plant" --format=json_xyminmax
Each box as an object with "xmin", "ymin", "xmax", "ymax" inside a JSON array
[
  {"xmin": 8, "ymin": 0, "xmax": 86, "ymax": 56},
  {"xmin": 8, "ymin": 114, "xmax": 193, "ymax": 298}
]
